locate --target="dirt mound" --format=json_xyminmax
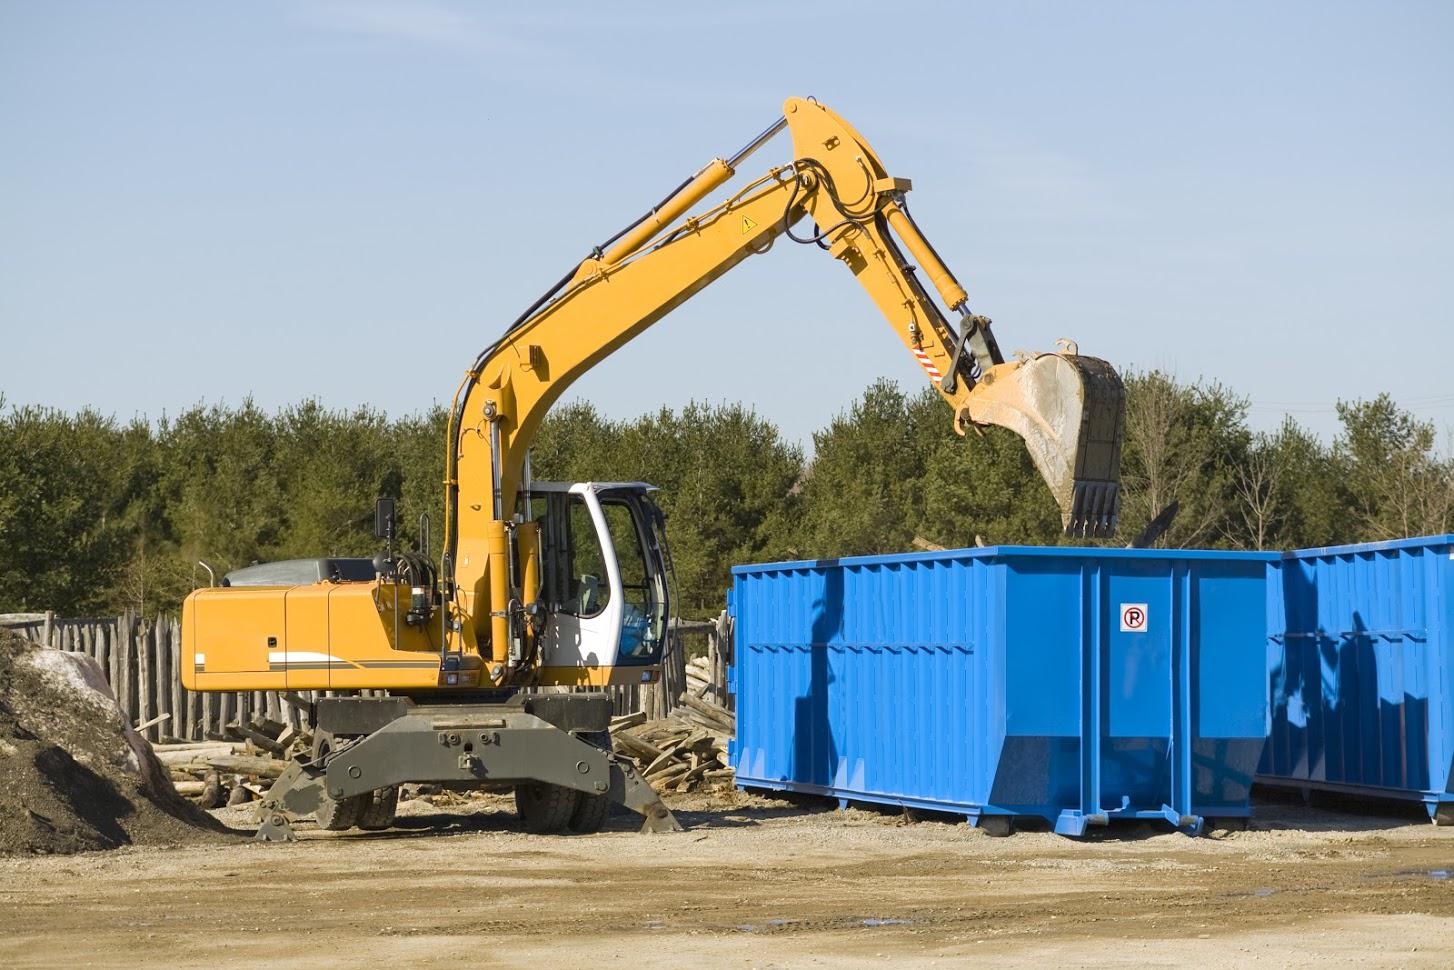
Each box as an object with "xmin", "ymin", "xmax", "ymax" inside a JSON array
[{"xmin": 0, "ymin": 630, "xmax": 230, "ymax": 855}]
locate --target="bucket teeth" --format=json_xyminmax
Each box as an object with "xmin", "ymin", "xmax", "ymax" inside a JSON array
[{"xmin": 1068, "ymin": 480, "xmax": 1120, "ymax": 539}]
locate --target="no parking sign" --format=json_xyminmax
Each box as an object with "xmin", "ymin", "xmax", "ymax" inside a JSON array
[{"xmin": 1120, "ymin": 603, "xmax": 1148, "ymax": 633}]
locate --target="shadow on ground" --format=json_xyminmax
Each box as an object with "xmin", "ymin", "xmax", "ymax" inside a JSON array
[{"xmin": 227, "ymin": 786, "xmax": 1440, "ymax": 843}]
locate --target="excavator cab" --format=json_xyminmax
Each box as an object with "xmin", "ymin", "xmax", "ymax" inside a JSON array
[{"xmin": 529, "ymin": 482, "xmax": 671, "ymax": 677}]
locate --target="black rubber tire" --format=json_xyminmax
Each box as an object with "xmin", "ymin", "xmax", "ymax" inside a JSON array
[
  {"xmin": 566, "ymin": 731, "xmax": 612, "ymax": 834},
  {"xmin": 568, "ymin": 791, "xmax": 611, "ymax": 833},
  {"xmin": 312, "ymin": 733, "xmax": 367, "ymax": 831},
  {"xmin": 316, "ymin": 790, "xmax": 367, "ymax": 830},
  {"xmin": 515, "ymin": 782, "xmax": 580, "ymax": 834},
  {"xmin": 358, "ymin": 786, "xmax": 399, "ymax": 831},
  {"xmin": 316, "ymin": 791, "xmax": 366, "ymax": 831}
]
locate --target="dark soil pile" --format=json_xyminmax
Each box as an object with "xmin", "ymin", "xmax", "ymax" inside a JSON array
[{"xmin": 0, "ymin": 629, "xmax": 230, "ymax": 854}]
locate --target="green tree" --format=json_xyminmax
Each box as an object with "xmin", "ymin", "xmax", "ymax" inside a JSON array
[
  {"xmin": 393, "ymin": 405, "xmax": 449, "ymax": 554},
  {"xmin": 1119, "ymin": 371, "xmax": 1249, "ymax": 548},
  {"xmin": 1335, "ymin": 394, "xmax": 1452, "ymax": 540},
  {"xmin": 272, "ymin": 401, "xmax": 398, "ymax": 558},
  {"xmin": 792, "ymin": 379, "xmax": 946, "ymax": 558},
  {"xmin": 0, "ymin": 403, "xmax": 137, "ymax": 613},
  {"xmin": 156, "ymin": 400, "xmax": 286, "ymax": 582}
]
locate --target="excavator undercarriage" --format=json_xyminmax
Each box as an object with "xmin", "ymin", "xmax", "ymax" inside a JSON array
[{"xmin": 253, "ymin": 694, "xmax": 680, "ymax": 841}]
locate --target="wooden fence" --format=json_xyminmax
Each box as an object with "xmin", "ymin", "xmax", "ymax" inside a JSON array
[{"xmin": 2, "ymin": 610, "xmax": 732, "ymax": 742}]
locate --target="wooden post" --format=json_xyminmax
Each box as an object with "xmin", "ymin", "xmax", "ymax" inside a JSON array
[
  {"xmin": 109, "ymin": 618, "xmax": 121, "ymax": 701},
  {"xmin": 97, "ymin": 623, "xmax": 111, "ymax": 693},
  {"xmin": 186, "ymin": 683, "xmax": 198, "ymax": 741},
  {"xmin": 42, "ymin": 610, "xmax": 54, "ymax": 647},
  {"xmin": 137, "ymin": 619, "xmax": 153, "ymax": 741},
  {"xmin": 169, "ymin": 619, "xmax": 183, "ymax": 741},
  {"xmin": 118, "ymin": 613, "xmax": 133, "ymax": 725},
  {"xmin": 156, "ymin": 620, "xmax": 171, "ymax": 740}
]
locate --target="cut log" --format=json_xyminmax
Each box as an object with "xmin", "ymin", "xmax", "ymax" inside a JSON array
[
  {"xmin": 153, "ymin": 740, "xmax": 247, "ymax": 753},
  {"xmin": 229, "ymin": 722, "xmax": 286, "ymax": 754},
  {"xmin": 613, "ymin": 732, "xmax": 665, "ymax": 763},
  {"xmin": 649, "ymin": 761, "xmax": 691, "ymax": 784},
  {"xmin": 199, "ymin": 771, "xmax": 226, "ymax": 809},
  {"xmin": 204, "ymin": 755, "xmax": 286, "ymax": 779},
  {"xmin": 643, "ymin": 747, "xmax": 687, "ymax": 777},
  {"xmin": 275, "ymin": 724, "xmax": 300, "ymax": 751},
  {"xmin": 676, "ymin": 695, "xmax": 735, "ymax": 736},
  {"xmin": 249, "ymin": 714, "xmax": 288, "ymax": 739},
  {"xmin": 609, "ymin": 711, "xmax": 647, "ymax": 732},
  {"xmin": 135, "ymin": 712, "xmax": 170, "ymax": 733},
  {"xmin": 678, "ymin": 692, "xmax": 734, "ymax": 725},
  {"xmin": 279, "ymin": 691, "xmax": 312, "ymax": 711},
  {"xmin": 154, "ymin": 744, "xmax": 237, "ymax": 766}
]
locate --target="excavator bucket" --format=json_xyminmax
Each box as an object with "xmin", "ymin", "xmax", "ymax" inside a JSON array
[{"xmin": 958, "ymin": 352, "xmax": 1125, "ymax": 538}]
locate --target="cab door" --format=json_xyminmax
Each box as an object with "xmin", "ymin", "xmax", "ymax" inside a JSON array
[
  {"xmin": 535, "ymin": 485, "xmax": 625, "ymax": 672},
  {"xmin": 534, "ymin": 484, "xmax": 669, "ymax": 679}
]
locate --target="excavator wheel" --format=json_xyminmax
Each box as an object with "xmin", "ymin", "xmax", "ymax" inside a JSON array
[
  {"xmin": 566, "ymin": 731, "xmax": 612, "ymax": 834},
  {"xmin": 312, "ymin": 732, "xmax": 367, "ymax": 832},
  {"xmin": 514, "ymin": 782, "xmax": 579, "ymax": 834},
  {"xmin": 316, "ymin": 789, "xmax": 367, "ymax": 831},
  {"xmin": 357, "ymin": 786, "xmax": 400, "ymax": 831}
]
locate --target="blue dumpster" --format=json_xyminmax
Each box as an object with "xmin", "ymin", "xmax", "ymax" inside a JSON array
[
  {"xmin": 1260, "ymin": 535, "xmax": 1454, "ymax": 821},
  {"xmin": 729, "ymin": 545, "xmax": 1275, "ymax": 836}
]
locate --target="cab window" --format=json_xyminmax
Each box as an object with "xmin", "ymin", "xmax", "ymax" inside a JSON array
[{"xmin": 536, "ymin": 493, "xmax": 610, "ymax": 618}]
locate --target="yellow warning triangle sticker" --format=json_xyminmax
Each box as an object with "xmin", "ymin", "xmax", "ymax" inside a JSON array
[{"xmin": 741, "ymin": 215, "xmax": 757, "ymax": 234}]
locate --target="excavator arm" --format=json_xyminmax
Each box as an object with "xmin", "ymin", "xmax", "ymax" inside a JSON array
[{"xmin": 445, "ymin": 97, "xmax": 1126, "ymax": 685}]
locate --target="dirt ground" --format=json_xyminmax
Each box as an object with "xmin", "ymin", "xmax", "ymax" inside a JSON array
[{"xmin": 2, "ymin": 788, "xmax": 1451, "ymax": 969}]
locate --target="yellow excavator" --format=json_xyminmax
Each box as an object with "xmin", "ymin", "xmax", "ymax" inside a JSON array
[{"xmin": 181, "ymin": 97, "xmax": 1125, "ymax": 839}]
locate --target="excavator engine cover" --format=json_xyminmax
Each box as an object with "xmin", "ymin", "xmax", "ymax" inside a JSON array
[{"xmin": 959, "ymin": 352, "xmax": 1125, "ymax": 538}]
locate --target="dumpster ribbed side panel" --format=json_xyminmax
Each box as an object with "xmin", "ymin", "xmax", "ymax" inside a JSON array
[
  {"xmin": 731, "ymin": 546, "xmax": 1273, "ymax": 832},
  {"xmin": 1261, "ymin": 535, "xmax": 1454, "ymax": 816},
  {"xmin": 730, "ymin": 556, "xmax": 996, "ymax": 811}
]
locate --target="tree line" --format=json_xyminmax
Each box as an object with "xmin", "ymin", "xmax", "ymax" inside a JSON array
[{"xmin": 2, "ymin": 373, "xmax": 1450, "ymax": 619}]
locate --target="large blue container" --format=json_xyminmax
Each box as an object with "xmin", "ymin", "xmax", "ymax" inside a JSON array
[
  {"xmin": 729, "ymin": 546, "xmax": 1275, "ymax": 836},
  {"xmin": 1260, "ymin": 535, "xmax": 1454, "ymax": 821}
]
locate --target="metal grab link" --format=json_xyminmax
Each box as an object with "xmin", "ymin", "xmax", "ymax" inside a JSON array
[{"xmin": 940, "ymin": 308, "xmax": 990, "ymax": 395}]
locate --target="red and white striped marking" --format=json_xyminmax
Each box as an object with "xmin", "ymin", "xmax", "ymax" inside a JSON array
[{"xmin": 912, "ymin": 347, "xmax": 942, "ymax": 381}]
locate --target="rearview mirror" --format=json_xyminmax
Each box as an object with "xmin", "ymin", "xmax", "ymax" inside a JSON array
[{"xmin": 374, "ymin": 497, "xmax": 396, "ymax": 540}]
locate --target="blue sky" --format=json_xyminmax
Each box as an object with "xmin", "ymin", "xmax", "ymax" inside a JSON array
[{"xmin": 2, "ymin": 1, "xmax": 1451, "ymax": 446}]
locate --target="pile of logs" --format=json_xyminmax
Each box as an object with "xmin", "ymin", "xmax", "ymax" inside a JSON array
[
  {"xmin": 153, "ymin": 714, "xmax": 305, "ymax": 808},
  {"xmin": 609, "ymin": 667, "xmax": 736, "ymax": 794}
]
